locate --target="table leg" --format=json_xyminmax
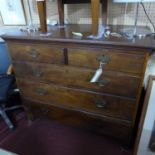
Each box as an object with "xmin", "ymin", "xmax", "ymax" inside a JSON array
[
  {"xmin": 101, "ymin": 0, "xmax": 108, "ymax": 26},
  {"xmin": 91, "ymin": 0, "xmax": 100, "ymax": 36},
  {"xmin": 37, "ymin": 0, "xmax": 47, "ymax": 33},
  {"xmin": 57, "ymin": 0, "xmax": 65, "ymax": 26}
]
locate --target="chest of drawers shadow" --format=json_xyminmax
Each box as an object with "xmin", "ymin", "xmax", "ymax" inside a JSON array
[{"xmin": 3, "ymin": 25, "xmax": 153, "ymax": 144}]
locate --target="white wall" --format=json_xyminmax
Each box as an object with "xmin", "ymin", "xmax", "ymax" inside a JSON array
[{"xmin": 0, "ymin": 0, "xmax": 155, "ymax": 31}]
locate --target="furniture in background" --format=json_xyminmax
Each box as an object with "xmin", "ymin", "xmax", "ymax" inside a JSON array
[
  {"xmin": 57, "ymin": 0, "xmax": 108, "ymax": 36},
  {"xmin": 2, "ymin": 24, "xmax": 154, "ymax": 144},
  {"xmin": 36, "ymin": 0, "xmax": 47, "ymax": 33},
  {"xmin": 36, "ymin": 0, "xmax": 108, "ymax": 35}
]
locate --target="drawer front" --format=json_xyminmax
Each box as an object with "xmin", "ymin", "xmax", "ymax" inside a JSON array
[
  {"xmin": 68, "ymin": 48, "xmax": 145, "ymax": 74},
  {"xmin": 24, "ymin": 99, "xmax": 132, "ymax": 142},
  {"xmin": 14, "ymin": 62, "xmax": 140, "ymax": 98},
  {"xmin": 17, "ymin": 79, "xmax": 136, "ymax": 121},
  {"xmin": 8, "ymin": 43, "xmax": 64, "ymax": 64}
]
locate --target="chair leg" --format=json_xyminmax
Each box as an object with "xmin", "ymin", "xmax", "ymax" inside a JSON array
[{"xmin": 0, "ymin": 107, "xmax": 14, "ymax": 129}]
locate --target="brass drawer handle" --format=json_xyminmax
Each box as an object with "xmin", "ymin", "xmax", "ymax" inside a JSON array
[
  {"xmin": 40, "ymin": 107, "xmax": 49, "ymax": 114},
  {"xmin": 36, "ymin": 88, "xmax": 48, "ymax": 96},
  {"xmin": 98, "ymin": 79, "xmax": 110, "ymax": 87},
  {"xmin": 33, "ymin": 68, "xmax": 43, "ymax": 77},
  {"xmin": 96, "ymin": 55, "xmax": 110, "ymax": 64},
  {"xmin": 94, "ymin": 99, "xmax": 107, "ymax": 108},
  {"xmin": 29, "ymin": 48, "xmax": 40, "ymax": 58}
]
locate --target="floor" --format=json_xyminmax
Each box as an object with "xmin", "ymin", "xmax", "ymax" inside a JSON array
[{"xmin": 0, "ymin": 112, "xmax": 132, "ymax": 155}]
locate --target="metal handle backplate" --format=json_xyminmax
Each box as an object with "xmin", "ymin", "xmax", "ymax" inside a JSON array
[
  {"xmin": 40, "ymin": 107, "xmax": 49, "ymax": 114},
  {"xmin": 96, "ymin": 55, "xmax": 110, "ymax": 64},
  {"xmin": 94, "ymin": 99, "xmax": 107, "ymax": 108},
  {"xmin": 33, "ymin": 68, "xmax": 43, "ymax": 77},
  {"xmin": 29, "ymin": 48, "xmax": 40, "ymax": 58},
  {"xmin": 98, "ymin": 79, "xmax": 110, "ymax": 87},
  {"xmin": 35, "ymin": 88, "xmax": 48, "ymax": 96}
]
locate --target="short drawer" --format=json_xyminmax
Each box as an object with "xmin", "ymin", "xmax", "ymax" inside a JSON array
[
  {"xmin": 17, "ymin": 79, "xmax": 136, "ymax": 121},
  {"xmin": 8, "ymin": 43, "xmax": 64, "ymax": 64},
  {"xmin": 68, "ymin": 48, "xmax": 146, "ymax": 74},
  {"xmin": 14, "ymin": 62, "xmax": 140, "ymax": 98}
]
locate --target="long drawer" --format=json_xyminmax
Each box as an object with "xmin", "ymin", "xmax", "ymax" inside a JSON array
[
  {"xmin": 24, "ymin": 98, "xmax": 132, "ymax": 142},
  {"xmin": 17, "ymin": 79, "xmax": 136, "ymax": 121},
  {"xmin": 8, "ymin": 43, "xmax": 65, "ymax": 64},
  {"xmin": 68, "ymin": 48, "xmax": 145, "ymax": 74},
  {"xmin": 14, "ymin": 61, "xmax": 140, "ymax": 98}
]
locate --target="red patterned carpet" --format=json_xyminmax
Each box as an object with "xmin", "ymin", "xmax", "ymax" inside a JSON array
[{"xmin": 0, "ymin": 112, "xmax": 131, "ymax": 155}]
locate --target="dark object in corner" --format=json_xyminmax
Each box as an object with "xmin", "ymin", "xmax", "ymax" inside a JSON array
[
  {"xmin": 0, "ymin": 74, "xmax": 23, "ymax": 130},
  {"xmin": 149, "ymin": 121, "xmax": 155, "ymax": 152}
]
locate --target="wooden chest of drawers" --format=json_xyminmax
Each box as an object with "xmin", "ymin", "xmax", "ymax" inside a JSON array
[{"xmin": 2, "ymin": 25, "xmax": 154, "ymax": 144}]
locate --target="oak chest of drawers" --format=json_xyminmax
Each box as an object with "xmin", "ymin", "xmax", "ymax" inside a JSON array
[{"xmin": 2, "ymin": 25, "xmax": 154, "ymax": 144}]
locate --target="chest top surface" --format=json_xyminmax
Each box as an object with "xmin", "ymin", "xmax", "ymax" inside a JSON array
[{"xmin": 1, "ymin": 24, "xmax": 155, "ymax": 51}]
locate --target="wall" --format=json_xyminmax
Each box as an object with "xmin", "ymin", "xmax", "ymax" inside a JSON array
[{"xmin": 0, "ymin": 0, "xmax": 155, "ymax": 31}]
